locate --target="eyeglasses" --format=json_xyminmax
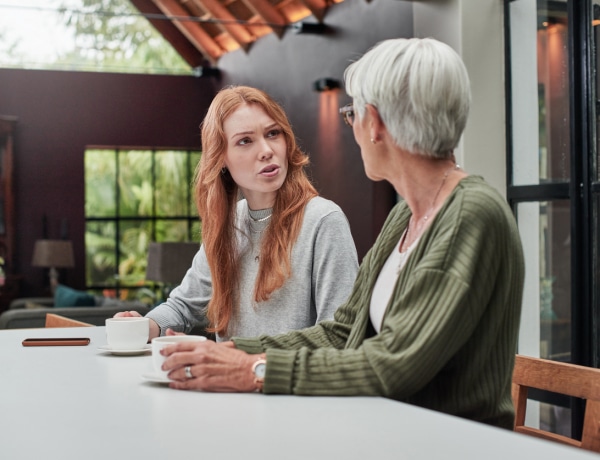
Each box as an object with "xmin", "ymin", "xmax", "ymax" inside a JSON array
[{"xmin": 339, "ymin": 103, "xmax": 355, "ymax": 126}]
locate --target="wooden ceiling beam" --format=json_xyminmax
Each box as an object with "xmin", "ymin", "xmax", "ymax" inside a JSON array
[
  {"xmin": 193, "ymin": 0, "xmax": 255, "ymax": 51},
  {"xmin": 241, "ymin": 0, "xmax": 288, "ymax": 38},
  {"xmin": 152, "ymin": 0, "xmax": 224, "ymax": 63},
  {"xmin": 129, "ymin": 0, "xmax": 207, "ymax": 67},
  {"xmin": 298, "ymin": 0, "xmax": 328, "ymax": 22}
]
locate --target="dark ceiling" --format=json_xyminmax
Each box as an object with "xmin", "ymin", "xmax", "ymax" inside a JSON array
[{"xmin": 129, "ymin": 0, "xmax": 343, "ymax": 67}]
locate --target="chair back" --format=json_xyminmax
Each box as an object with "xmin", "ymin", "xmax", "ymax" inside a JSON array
[
  {"xmin": 45, "ymin": 313, "xmax": 94, "ymax": 328},
  {"xmin": 512, "ymin": 354, "xmax": 600, "ymax": 452}
]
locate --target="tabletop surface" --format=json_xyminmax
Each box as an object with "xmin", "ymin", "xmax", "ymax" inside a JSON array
[{"xmin": 1, "ymin": 326, "xmax": 597, "ymax": 460}]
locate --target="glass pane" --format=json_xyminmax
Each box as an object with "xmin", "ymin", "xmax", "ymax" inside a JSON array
[
  {"xmin": 517, "ymin": 199, "xmax": 572, "ymax": 434},
  {"xmin": 190, "ymin": 151, "xmax": 201, "ymax": 217},
  {"xmin": 85, "ymin": 221, "xmax": 116, "ymax": 286},
  {"xmin": 155, "ymin": 151, "xmax": 188, "ymax": 217},
  {"xmin": 85, "ymin": 149, "xmax": 116, "ymax": 217},
  {"xmin": 191, "ymin": 220, "xmax": 202, "ymax": 243},
  {"xmin": 118, "ymin": 220, "xmax": 152, "ymax": 286},
  {"xmin": 155, "ymin": 220, "xmax": 189, "ymax": 242},
  {"xmin": 118, "ymin": 150, "xmax": 152, "ymax": 217},
  {"xmin": 511, "ymin": 0, "xmax": 570, "ymax": 185},
  {"xmin": 539, "ymin": 401, "xmax": 572, "ymax": 438},
  {"xmin": 517, "ymin": 200, "xmax": 571, "ymax": 360},
  {"xmin": 538, "ymin": 1, "xmax": 570, "ymax": 183},
  {"xmin": 540, "ymin": 200, "xmax": 571, "ymax": 361}
]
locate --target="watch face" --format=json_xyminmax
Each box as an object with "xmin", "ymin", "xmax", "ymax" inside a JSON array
[{"xmin": 254, "ymin": 362, "xmax": 266, "ymax": 379}]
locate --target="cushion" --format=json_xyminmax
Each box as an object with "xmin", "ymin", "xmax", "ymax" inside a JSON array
[{"xmin": 54, "ymin": 284, "xmax": 96, "ymax": 308}]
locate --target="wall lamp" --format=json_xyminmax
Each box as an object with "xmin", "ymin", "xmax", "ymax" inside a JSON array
[
  {"xmin": 192, "ymin": 66, "xmax": 221, "ymax": 78},
  {"xmin": 313, "ymin": 78, "xmax": 340, "ymax": 92},
  {"xmin": 291, "ymin": 22, "xmax": 332, "ymax": 35}
]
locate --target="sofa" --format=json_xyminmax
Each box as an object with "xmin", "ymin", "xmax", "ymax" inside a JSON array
[{"xmin": 0, "ymin": 286, "xmax": 152, "ymax": 329}]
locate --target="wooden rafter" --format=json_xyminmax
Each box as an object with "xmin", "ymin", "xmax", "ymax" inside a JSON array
[
  {"xmin": 298, "ymin": 0, "xmax": 328, "ymax": 22},
  {"xmin": 192, "ymin": 0, "xmax": 255, "ymax": 51},
  {"xmin": 152, "ymin": 0, "xmax": 224, "ymax": 63},
  {"xmin": 241, "ymin": 0, "xmax": 288, "ymax": 38},
  {"xmin": 129, "ymin": 0, "xmax": 207, "ymax": 67}
]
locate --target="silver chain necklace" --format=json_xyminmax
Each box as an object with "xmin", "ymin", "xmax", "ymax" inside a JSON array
[{"xmin": 400, "ymin": 163, "xmax": 460, "ymax": 252}]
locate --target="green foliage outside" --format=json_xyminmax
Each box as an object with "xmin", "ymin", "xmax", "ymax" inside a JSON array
[
  {"xmin": 85, "ymin": 149, "xmax": 201, "ymax": 300},
  {"xmin": 0, "ymin": 0, "xmax": 191, "ymax": 75},
  {"xmin": 58, "ymin": 0, "xmax": 191, "ymax": 74}
]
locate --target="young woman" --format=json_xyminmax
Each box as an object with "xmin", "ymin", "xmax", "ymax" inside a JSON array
[
  {"xmin": 160, "ymin": 39, "xmax": 525, "ymax": 430},
  {"xmin": 119, "ymin": 86, "xmax": 358, "ymax": 342}
]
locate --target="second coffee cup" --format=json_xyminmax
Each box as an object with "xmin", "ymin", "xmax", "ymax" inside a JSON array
[{"xmin": 151, "ymin": 335, "xmax": 207, "ymax": 380}]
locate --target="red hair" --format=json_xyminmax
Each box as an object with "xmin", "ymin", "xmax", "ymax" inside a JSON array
[{"xmin": 195, "ymin": 86, "xmax": 317, "ymax": 335}]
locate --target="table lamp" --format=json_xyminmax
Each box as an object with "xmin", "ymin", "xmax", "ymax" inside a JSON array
[
  {"xmin": 32, "ymin": 239, "xmax": 75, "ymax": 290},
  {"xmin": 146, "ymin": 242, "xmax": 199, "ymax": 299}
]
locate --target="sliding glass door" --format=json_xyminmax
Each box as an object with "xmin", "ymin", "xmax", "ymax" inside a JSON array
[{"xmin": 506, "ymin": 0, "xmax": 599, "ymax": 439}]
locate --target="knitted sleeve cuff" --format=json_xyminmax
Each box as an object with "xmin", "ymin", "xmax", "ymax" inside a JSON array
[
  {"xmin": 263, "ymin": 348, "xmax": 297, "ymax": 394},
  {"xmin": 231, "ymin": 337, "xmax": 265, "ymax": 354}
]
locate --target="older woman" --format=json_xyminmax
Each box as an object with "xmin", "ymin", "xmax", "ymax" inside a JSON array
[
  {"xmin": 118, "ymin": 86, "xmax": 358, "ymax": 341},
  {"xmin": 160, "ymin": 39, "xmax": 525, "ymax": 429}
]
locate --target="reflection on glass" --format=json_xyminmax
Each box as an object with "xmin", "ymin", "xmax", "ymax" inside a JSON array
[
  {"xmin": 537, "ymin": 3, "xmax": 570, "ymax": 183},
  {"xmin": 511, "ymin": 1, "xmax": 570, "ymax": 185},
  {"xmin": 539, "ymin": 200, "xmax": 571, "ymax": 361},
  {"xmin": 517, "ymin": 198, "xmax": 572, "ymax": 436},
  {"xmin": 538, "ymin": 401, "xmax": 572, "ymax": 440}
]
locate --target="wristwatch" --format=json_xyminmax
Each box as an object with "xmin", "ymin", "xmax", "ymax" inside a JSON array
[{"xmin": 252, "ymin": 358, "xmax": 267, "ymax": 392}]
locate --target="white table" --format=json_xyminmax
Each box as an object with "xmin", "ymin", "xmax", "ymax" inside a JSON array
[{"xmin": 1, "ymin": 326, "xmax": 597, "ymax": 460}]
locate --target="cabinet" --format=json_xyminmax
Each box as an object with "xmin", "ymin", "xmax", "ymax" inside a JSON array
[{"xmin": 0, "ymin": 116, "xmax": 18, "ymax": 311}]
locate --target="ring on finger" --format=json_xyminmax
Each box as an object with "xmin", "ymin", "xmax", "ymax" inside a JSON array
[{"xmin": 184, "ymin": 365, "xmax": 193, "ymax": 379}]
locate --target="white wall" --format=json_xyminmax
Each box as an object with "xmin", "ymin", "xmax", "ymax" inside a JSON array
[{"xmin": 412, "ymin": 0, "xmax": 507, "ymax": 197}]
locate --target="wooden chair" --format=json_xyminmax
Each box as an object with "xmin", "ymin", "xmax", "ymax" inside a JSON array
[
  {"xmin": 512, "ymin": 354, "xmax": 600, "ymax": 452},
  {"xmin": 45, "ymin": 313, "xmax": 94, "ymax": 328}
]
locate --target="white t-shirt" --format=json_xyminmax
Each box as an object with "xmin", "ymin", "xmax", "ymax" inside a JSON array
[{"xmin": 369, "ymin": 230, "xmax": 419, "ymax": 333}]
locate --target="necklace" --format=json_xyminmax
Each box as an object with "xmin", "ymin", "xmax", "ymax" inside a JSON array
[
  {"xmin": 250, "ymin": 214, "xmax": 272, "ymax": 223},
  {"xmin": 400, "ymin": 163, "xmax": 460, "ymax": 252}
]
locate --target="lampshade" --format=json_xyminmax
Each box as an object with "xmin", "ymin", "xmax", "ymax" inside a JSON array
[
  {"xmin": 32, "ymin": 240, "xmax": 75, "ymax": 268},
  {"xmin": 146, "ymin": 242, "xmax": 199, "ymax": 285}
]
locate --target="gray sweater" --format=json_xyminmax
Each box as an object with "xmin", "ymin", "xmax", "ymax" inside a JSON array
[
  {"xmin": 146, "ymin": 196, "xmax": 358, "ymax": 341},
  {"xmin": 234, "ymin": 176, "xmax": 524, "ymax": 428}
]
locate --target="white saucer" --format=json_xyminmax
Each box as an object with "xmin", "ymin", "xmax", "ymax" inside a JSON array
[
  {"xmin": 141, "ymin": 372, "xmax": 172, "ymax": 384},
  {"xmin": 98, "ymin": 344, "xmax": 151, "ymax": 356}
]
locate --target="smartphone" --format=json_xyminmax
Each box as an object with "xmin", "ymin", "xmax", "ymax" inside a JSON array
[{"xmin": 22, "ymin": 337, "xmax": 91, "ymax": 347}]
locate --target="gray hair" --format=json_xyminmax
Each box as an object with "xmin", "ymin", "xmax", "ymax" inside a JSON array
[{"xmin": 344, "ymin": 38, "xmax": 471, "ymax": 159}]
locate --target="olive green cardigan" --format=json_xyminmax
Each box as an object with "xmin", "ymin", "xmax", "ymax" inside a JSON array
[{"xmin": 233, "ymin": 176, "xmax": 525, "ymax": 429}]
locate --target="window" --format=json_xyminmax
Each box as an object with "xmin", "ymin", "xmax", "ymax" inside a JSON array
[
  {"xmin": 85, "ymin": 148, "xmax": 201, "ymax": 300},
  {"xmin": 506, "ymin": 0, "xmax": 599, "ymax": 441}
]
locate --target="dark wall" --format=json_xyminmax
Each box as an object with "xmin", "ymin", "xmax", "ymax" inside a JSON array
[
  {"xmin": 218, "ymin": 0, "xmax": 412, "ymax": 258},
  {"xmin": 0, "ymin": 69, "xmax": 218, "ymax": 296}
]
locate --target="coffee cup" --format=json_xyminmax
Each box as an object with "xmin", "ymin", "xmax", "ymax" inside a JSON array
[
  {"xmin": 105, "ymin": 317, "xmax": 150, "ymax": 350},
  {"xmin": 151, "ymin": 335, "xmax": 207, "ymax": 379}
]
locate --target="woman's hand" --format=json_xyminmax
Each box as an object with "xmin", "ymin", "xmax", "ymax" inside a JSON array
[
  {"xmin": 113, "ymin": 311, "xmax": 143, "ymax": 318},
  {"xmin": 161, "ymin": 340, "xmax": 262, "ymax": 392},
  {"xmin": 165, "ymin": 328, "xmax": 186, "ymax": 337},
  {"xmin": 113, "ymin": 311, "xmax": 159, "ymax": 340}
]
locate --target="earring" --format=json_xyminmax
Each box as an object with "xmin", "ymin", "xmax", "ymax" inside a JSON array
[
  {"xmin": 371, "ymin": 138, "xmax": 377, "ymax": 144},
  {"xmin": 221, "ymin": 167, "xmax": 227, "ymax": 174}
]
